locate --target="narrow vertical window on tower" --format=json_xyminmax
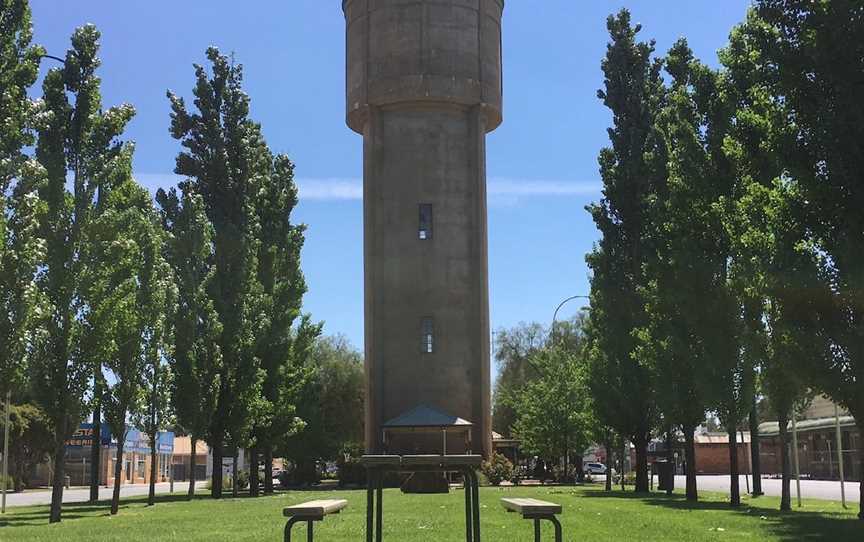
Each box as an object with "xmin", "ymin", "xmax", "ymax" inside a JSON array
[
  {"xmin": 418, "ymin": 203, "xmax": 433, "ymax": 240},
  {"xmin": 421, "ymin": 317, "xmax": 434, "ymax": 353}
]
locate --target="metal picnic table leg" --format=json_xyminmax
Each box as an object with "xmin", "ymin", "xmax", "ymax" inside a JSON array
[
  {"xmin": 366, "ymin": 470, "xmax": 375, "ymax": 542},
  {"xmin": 549, "ymin": 515, "xmax": 562, "ymax": 542},
  {"xmin": 284, "ymin": 517, "xmax": 303, "ymax": 542},
  {"xmin": 307, "ymin": 520, "xmax": 314, "ymax": 542},
  {"xmin": 533, "ymin": 519, "xmax": 541, "ymax": 542},
  {"xmin": 469, "ymin": 470, "xmax": 481, "ymax": 542},
  {"xmin": 376, "ymin": 470, "xmax": 384, "ymax": 542},
  {"xmin": 462, "ymin": 469, "xmax": 473, "ymax": 542}
]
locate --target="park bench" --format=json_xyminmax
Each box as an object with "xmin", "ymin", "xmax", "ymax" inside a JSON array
[
  {"xmin": 501, "ymin": 497, "xmax": 563, "ymax": 542},
  {"xmin": 282, "ymin": 499, "xmax": 348, "ymax": 542}
]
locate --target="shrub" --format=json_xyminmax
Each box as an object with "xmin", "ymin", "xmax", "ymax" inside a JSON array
[
  {"xmin": 337, "ymin": 442, "xmax": 366, "ymax": 487},
  {"xmin": 235, "ymin": 470, "xmax": 250, "ymax": 490},
  {"xmin": 481, "ymin": 452, "xmax": 514, "ymax": 486}
]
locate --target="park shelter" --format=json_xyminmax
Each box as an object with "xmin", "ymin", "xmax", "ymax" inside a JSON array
[{"xmin": 382, "ymin": 405, "xmax": 473, "ymax": 455}]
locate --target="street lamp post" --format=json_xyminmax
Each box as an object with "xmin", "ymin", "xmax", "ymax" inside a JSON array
[{"xmin": 550, "ymin": 295, "xmax": 590, "ymax": 341}]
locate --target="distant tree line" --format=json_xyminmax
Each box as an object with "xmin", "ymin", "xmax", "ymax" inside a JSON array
[
  {"xmin": 585, "ymin": 2, "xmax": 863, "ymax": 520},
  {"xmin": 0, "ymin": 0, "xmax": 363, "ymax": 523}
]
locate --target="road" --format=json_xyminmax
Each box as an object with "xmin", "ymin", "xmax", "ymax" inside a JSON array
[
  {"xmin": 674, "ymin": 475, "xmax": 859, "ymax": 503},
  {"xmin": 1, "ymin": 481, "xmax": 208, "ymax": 508}
]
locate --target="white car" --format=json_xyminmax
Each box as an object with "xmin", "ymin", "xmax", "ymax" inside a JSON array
[{"xmin": 583, "ymin": 462, "xmax": 607, "ymax": 475}]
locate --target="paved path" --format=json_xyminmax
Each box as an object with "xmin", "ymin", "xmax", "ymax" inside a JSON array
[
  {"xmin": 1, "ymin": 481, "xmax": 208, "ymax": 508},
  {"xmin": 674, "ymin": 475, "xmax": 859, "ymax": 503}
]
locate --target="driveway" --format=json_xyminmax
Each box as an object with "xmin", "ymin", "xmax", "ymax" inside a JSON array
[{"xmin": 1, "ymin": 481, "xmax": 208, "ymax": 508}]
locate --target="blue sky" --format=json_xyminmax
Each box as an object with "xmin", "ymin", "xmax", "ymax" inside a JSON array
[{"xmin": 30, "ymin": 1, "xmax": 752, "ymax": 359}]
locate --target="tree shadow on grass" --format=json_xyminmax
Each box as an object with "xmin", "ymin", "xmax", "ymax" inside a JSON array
[
  {"xmin": 579, "ymin": 489, "xmax": 863, "ymax": 541},
  {"xmin": 0, "ymin": 493, "xmax": 216, "ymax": 528}
]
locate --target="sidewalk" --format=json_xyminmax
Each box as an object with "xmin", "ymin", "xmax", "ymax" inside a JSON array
[
  {"xmin": 1, "ymin": 481, "xmax": 208, "ymax": 508},
  {"xmin": 675, "ymin": 475, "xmax": 860, "ymax": 503}
]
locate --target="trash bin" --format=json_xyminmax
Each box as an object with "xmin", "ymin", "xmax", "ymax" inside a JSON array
[
  {"xmin": 656, "ymin": 461, "xmax": 674, "ymax": 491},
  {"xmin": 64, "ymin": 475, "xmax": 71, "ymax": 489}
]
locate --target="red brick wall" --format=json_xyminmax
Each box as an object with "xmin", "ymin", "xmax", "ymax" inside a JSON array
[{"xmin": 694, "ymin": 443, "xmax": 750, "ymax": 475}]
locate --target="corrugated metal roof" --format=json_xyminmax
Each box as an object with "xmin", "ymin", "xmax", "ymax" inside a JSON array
[
  {"xmin": 383, "ymin": 405, "xmax": 473, "ymax": 428},
  {"xmin": 758, "ymin": 415, "xmax": 856, "ymax": 437},
  {"xmin": 693, "ymin": 432, "xmax": 751, "ymax": 444}
]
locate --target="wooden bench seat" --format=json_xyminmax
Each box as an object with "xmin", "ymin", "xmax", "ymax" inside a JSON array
[
  {"xmin": 501, "ymin": 498, "xmax": 563, "ymax": 542},
  {"xmin": 283, "ymin": 499, "xmax": 347, "ymax": 541}
]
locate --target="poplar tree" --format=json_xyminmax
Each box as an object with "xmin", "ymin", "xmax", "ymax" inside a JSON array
[
  {"xmin": 0, "ymin": 0, "xmax": 43, "ymax": 506},
  {"xmin": 157, "ymin": 187, "xmax": 221, "ymax": 499},
  {"xmin": 168, "ymin": 48, "xmax": 266, "ymax": 498},
  {"xmin": 31, "ymin": 25, "xmax": 135, "ymax": 523},
  {"xmin": 636, "ymin": 39, "xmax": 715, "ymax": 502},
  {"xmin": 138, "ymin": 242, "xmax": 174, "ymax": 507},
  {"xmin": 92, "ymin": 179, "xmax": 164, "ymax": 516},
  {"xmin": 1, "ymin": 0, "xmax": 43, "ymax": 401},
  {"xmin": 251, "ymin": 154, "xmax": 317, "ymax": 496},
  {"xmin": 721, "ymin": 8, "xmax": 837, "ymax": 511},
  {"xmin": 585, "ymin": 9, "xmax": 664, "ymax": 493},
  {"xmin": 742, "ymin": 0, "xmax": 864, "ymax": 519}
]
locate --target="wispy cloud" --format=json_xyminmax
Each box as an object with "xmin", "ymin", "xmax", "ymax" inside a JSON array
[
  {"xmin": 297, "ymin": 178, "xmax": 363, "ymax": 200},
  {"xmin": 132, "ymin": 173, "xmax": 601, "ymax": 202},
  {"xmin": 488, "ymin": 178, "xmax": 601, "ymax": 197}
]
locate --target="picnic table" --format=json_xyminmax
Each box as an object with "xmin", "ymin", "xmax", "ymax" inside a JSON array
[
  {"xmin": 360, "ymin": 454, "xmax": 482, "ymax": 542},
  {"xmin": 501, "ymin": 497, "xmax": 563, "ymax": 542}
]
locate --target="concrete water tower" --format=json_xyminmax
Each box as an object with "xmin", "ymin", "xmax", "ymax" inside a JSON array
[{"xmin": 343, "ymin": 0, "xmax": 503, "ymax": 458}]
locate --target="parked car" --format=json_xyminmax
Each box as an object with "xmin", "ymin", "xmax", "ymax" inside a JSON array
[{"xmin": 583, "ymin": 462, "xmax": 607, "ymax": 475}]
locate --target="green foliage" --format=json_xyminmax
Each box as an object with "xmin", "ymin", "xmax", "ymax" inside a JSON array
[
  {"xmin": 29, "ymin": 23, "xmax": 136, "ymax": 521},
  {"xmin": 492, "ymin": 317, "xmax": 585, "ymax": 437},
  {"xmin": 491, "ymin": 322, "xmax": 548, "ymax": 437},
  {"xmin": 480, "ymin": 452, "xmax": 514, "ymax": 487},
  {"xmin": 168, "ymin": 47, "xmax": 268, "ymax": 492},
  {"xmin": 336, "ymin": 442, "xmax": 366, "ymax": 486},
  {"xmin": 283, "ymin": 335, "xmax": 364, "ymax": 466},
  {"xmin": 0, "ymin": 402, "xmax": 52, "ymax": 492},
  {"xmin": 735, "ymin": 2, "xmax": 864, "ymax": 469},
  {"xmin": 585, "ymin": 9, "xmax": 664, "ymax": 491},
  {"xmin": 507, "ymin": 343, "xmax": 592, "ymax": 480},
  {"xmin": 156, "ymin": 188, "xmax": 222, "ymax": 452},
  {"xmin": 0, "ymin": 0, "xmax": 45, "ymax": 397}
]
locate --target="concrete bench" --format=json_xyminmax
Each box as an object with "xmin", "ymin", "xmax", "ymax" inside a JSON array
[
  {"xmin": 501, "ymin": 498, "xmax": 563, "ymax": 542},
  {"xmin": 282, "ymin": 499, "xmax": 348, "ymax": 542}
]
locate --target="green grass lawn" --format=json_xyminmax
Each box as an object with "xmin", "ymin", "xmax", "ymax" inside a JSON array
[{"xmin": 0, "ymin": 484, "xmax": 860, "ymax": 541}]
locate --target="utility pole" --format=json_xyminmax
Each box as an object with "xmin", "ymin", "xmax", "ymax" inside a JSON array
[
  {"xmin": 834, "ymin": 405, "xmax": 846, "ymax": 509},
  {"xmin": 792, "ymin": 414, "xmax": 801, "ymax": 507}
]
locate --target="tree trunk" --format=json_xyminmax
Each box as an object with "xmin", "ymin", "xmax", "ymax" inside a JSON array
[
  {"xmin": 620, "ymin": 440, "xmax": 626, "ymax": 491},
  {"xmin": 211, "ymin": 436, "xmax": 223, "ymax": 499},
  {"xmin": 563, "ymin": 445, "xmax": 569, "ymax": 483},
  {"xmin": 249, "ymin": 447, "xmax": 259, "ymax": 497},
  {"xmin": 665, "ymin": 429, "xmax": 674, "ymax": 496},
  {"xmin": 110, "ymin": 439, "xmax": 125, "ymax": 515},
  {"xmin": 188, "ymin": 436, "xmax": 197, "ymax": 499},
  {"xmin": 49, "ymin": 432, "xmax": 67, "ymax": 523},
  {"xmin": 683, "ymin": 424, "xmax": 697, "ymax": 501},
  {"xmin": 148, "ymin": 432, "xmax": 157, "ymax": 506},
  {"xmin": 634, "ymin": 433, "xmax": 649, "ymax": 493},
  {"xmin": 263, "ymin": 446, "xmax": 274, "ymax": 494},
  {"xmin": 89, "ymin": 403, "xmax": 101, "ymax": 503},
  {"xmin": 749, "ymin": 406, "xmax": 763, "ymax": 496},
  {"xmin": 778, "ymin": 411, "xmax": 791, "ymax": 511},
  {"xmin": 728, "ymin": 424, "xmax": 740, "ymax": 507},
  {"xmin": 604, "ymin": 441, "xmax": 612, "ymax": 491},
  {"xmin": 232, "ymin": 449, "xmax": 238, "ymax": 498}
]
